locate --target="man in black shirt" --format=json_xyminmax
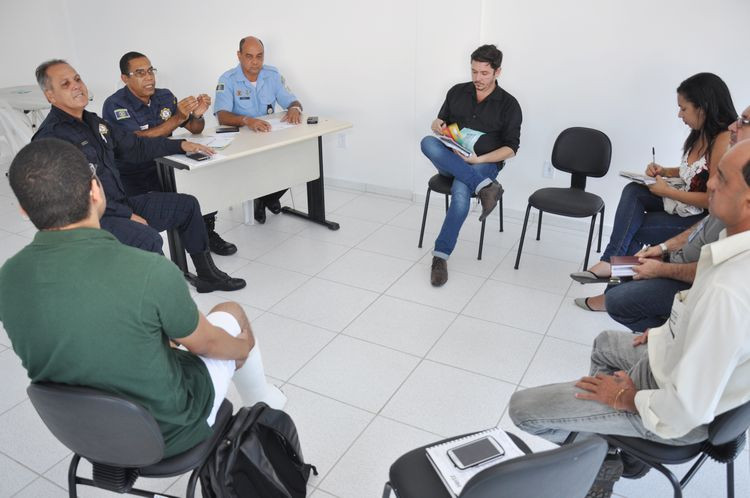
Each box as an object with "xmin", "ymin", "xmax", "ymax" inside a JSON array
[
  {"xmin": 421, "ymin": 44, "xmax": 522, "ymax": 286},
  {"xmin": 32, "ymin": 59, "xmax": 245, "ymax": 293}
]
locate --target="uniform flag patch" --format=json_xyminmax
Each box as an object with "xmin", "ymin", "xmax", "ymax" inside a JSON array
[
  {"xmin": 114, "ymin": 108, "xmax": 131, "ymax": 120},
  {"xmin": 216, "ymin": 83, "xmax": 225, "ymax": 92}
]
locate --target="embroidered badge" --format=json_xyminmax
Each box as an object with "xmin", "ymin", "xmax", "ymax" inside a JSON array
[
  {"xmin": 216, "ymin": 83, "xmax": 225, "ymax": 92},
  {"xmin": 98, "ymin": 123, "xmax": 108, "ymax": 143},
  {"xmin": 236, "ymin": 90, "xmax": 242, "ymax": 97},
  {"xmin": 113, "ymin": 108, "xmax": 130, "ymax": 120},
  {"xmin": 160, "ymin": 107, "xmax": 172, "ymax": 120}
]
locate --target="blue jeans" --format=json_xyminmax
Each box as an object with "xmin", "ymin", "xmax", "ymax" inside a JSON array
[
  {"xmin": 600, "ymin": 182, "xmax": 705, "ymax": 262},
  {"xmin": 509, "ymin": 330, "xmax": 707, "ymax": 445},
  {"xmin": 420, "ymin": 136, "xmax": 499, "ymax": 259},
  {"xmin": 604, "ymin": 278, "xmax": 691, "ymax": 332}
]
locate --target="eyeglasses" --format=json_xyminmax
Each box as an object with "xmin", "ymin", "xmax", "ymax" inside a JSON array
[
  {"xmin": 127, "ymin": 67, "xmax": 157, "ymax": 78},
  {"xmin": 738, "ymin": 115, "xmax": 750, "ymax": 128}
]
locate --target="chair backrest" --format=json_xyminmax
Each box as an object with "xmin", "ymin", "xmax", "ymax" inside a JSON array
[
  {"xmin": 708, "ymin": 399, "xmax": 750, "ymax": 446},
  {"xmin": 460, "ymin": 436, "xmax": 608, "ymax": 498},
  {"xmin": 552, "ymin": 127, "xmax": 612, "ymax": 190},
  {"xmin": 27, "ymin": 382, "xmax": 165, "ymax": 467}
]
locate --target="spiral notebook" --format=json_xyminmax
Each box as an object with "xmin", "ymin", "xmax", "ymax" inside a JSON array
[{"xmin": 425, "ymin": 427, "xmax": 525, "ymax": 497}]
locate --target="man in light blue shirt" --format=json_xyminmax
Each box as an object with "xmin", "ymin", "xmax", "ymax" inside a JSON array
[{"xmin": 215, "ymin": 36, "xmax": 304, "ymax": 223}]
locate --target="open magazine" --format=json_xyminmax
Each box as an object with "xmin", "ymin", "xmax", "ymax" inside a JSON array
[{"xmin": 434, "ymin": 124, "xmax": 484, "ymax": 157}]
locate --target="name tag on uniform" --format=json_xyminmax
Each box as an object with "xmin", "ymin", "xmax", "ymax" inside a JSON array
[
  {"xmin": 239, "ymin": 96, "xmax": 250, "ymax": 100},
  {"xmin": 140, "ymin": 124, "xmax": 149, "ymax": 130}
]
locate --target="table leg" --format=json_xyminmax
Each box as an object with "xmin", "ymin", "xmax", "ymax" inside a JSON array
[{"xmin": 281, "ymin": 136, "xmax": 340, "ymax": 230}]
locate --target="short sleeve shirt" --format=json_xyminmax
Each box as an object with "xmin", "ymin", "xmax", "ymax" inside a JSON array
[
  {"xmin": 214, "ymin": 64, "xmax": 297, "ymax": 118},
  {"xmin": 103, "ymin": 87, "xmax": 179, "ymax": 177},
  {"xmin": 437, "ymin": 81, "xmax": 522, "ymax": 161},
  {"xmin": 0, "ymin": 228, "xmax": 213, "ymax": 458}
]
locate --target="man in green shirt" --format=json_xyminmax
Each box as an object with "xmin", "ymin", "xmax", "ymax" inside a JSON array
[{"xmin": 0, "ymin": 138, "xmax": 285, "ymax": 457}]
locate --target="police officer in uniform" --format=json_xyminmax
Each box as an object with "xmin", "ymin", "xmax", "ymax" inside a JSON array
[
  {"xmin": 102, "ymin": 51, "xmax": 237, "ymax": 256},
  {"xmin": 33, "ymin": 59, "xmax": 245, "ymax": 293},
  {"xmin": 214, "ymin": 36, "xmax": 304, "ymax": 223}
]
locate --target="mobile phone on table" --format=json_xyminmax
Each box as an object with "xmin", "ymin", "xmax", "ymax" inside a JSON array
[
  {"xmin": 216, "ymin": 126, "xmax": 239, "ymax": 133},
  {"xmin": 186, "ymin": 152, "xmax": 210, "ymax": 161},
  {"xmin": 306, "ymin": 116, "xmax": 319, "ymax": 124},
  {"xmin": 447, "ymin": 436, "xmax": 505, "ymax": 469}
]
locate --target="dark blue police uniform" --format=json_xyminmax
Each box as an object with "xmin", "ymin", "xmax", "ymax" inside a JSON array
[
  {"xmin": 102, "ymin": 86, "xmax": 181, "ymax": 195},
  {"xmin": 33, "ymin": 106, "xmax": 209, "ymax": 255}
]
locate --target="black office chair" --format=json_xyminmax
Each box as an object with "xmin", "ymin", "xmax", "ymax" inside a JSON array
[
  {"xmin": 27, "ymin": 382, "xmax": 233, "ymax": 498},
  {"xmin": 418, "ymin": 172, "xmax": 504, "ymax": 260},
  {"xmin": 514, "ymin": 127, "xmax": 611, "ymax": 270},
  {"xmin": 600, "ymin": 399, "xmax": 750, "ymax": 498},
  {"xmin": 383, "ymin": 431, "xmax": 607, "ymax": 498}
]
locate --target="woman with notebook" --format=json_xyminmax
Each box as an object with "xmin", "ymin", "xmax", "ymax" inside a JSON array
[{"xmin": 571, "ymin": 72, "xmax": 736, "ymax": 312}]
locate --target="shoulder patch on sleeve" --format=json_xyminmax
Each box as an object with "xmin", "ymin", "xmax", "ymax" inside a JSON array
[
  {"xmin": 216, "ymin": 83, "xmax": 225, "ymax": 92},
  {"xmin": 113, "ymin": 108, "xmax": 131, "ymax": 120}
]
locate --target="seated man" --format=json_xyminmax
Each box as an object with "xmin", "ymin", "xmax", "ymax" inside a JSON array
[
  {"xmin": 420, "ymin": 44, "xmax": 521, "ymax": 286},
  {"xmin": 103, "ymin": 51, "xmax": 237, "ymax": 257},
  {"xmin": 509, "ymin": 141, "xmax": 750, "ymax": 497},
  {"xmin": 214, "ymin": 36, "xmax": 304, "ymax": 224},
  {"xmin": 33, "ymin": 59, "xmax": 244, "ymax": 293},
  {"xmin": 574, "ymin": 215, "xmax": 724, "ymax": 330},
  {"xmin": 0, "ymin": 139, "xmax": 285, "ymax": 458}
]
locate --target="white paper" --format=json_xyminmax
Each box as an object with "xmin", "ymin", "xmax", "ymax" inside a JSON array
[
  {"xmin": 162, "ymin": 152, "xmax": 227, "ymax": 168},
  {"xmin": 425, "ymin": 427, "xmax": 525, "ymax": 496},
  {"xmin": 183, "ymin": 134, "xmax": 237, "ymax": 149},
  {"xmin": 264, "ymin": 117, "xmax": 300, "ymax": 131}
]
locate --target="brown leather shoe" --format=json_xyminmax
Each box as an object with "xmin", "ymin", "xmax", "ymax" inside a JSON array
[
  {"xmin": 477, "ymin": 181, "xmax": 503, "ymax": 222},
  {"xmin": 430, "ymin": 256, "xmax": 448, "ymax": 287}
]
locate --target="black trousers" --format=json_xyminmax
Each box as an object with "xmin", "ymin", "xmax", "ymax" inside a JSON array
[
  {"xmin": 101, "ymin": 192, "xmax": 209, "ymax": 255},
  {"xmin": 258, "ymin": 188, "xmax": 288, "ymax": 206}
]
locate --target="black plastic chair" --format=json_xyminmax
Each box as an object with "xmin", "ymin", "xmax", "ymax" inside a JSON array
[
  {"xmin": 27, "ymin": 382, "xmax": 233, "ymax": 498},
  {"xmin": 383, "ymin": 431, "xmax": 607, "ymax": 498},
  {"xmin": 514, "ymin": 127, "xmax": 611, "ymax": 270},
  {"xmin": 418, "ymin": 172, "xmax": 504, "ymax": 260},
  {"xmin": 600, "ymin": 399, "xmax": 750, "ymax": 498}
]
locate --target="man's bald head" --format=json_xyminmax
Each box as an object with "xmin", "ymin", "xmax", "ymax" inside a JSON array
[
  {"xmin": 707, "ymin": 141, "xmax": 750, "ymax": 234},
  {"xmin": 237, "ymin": 36, "xmax": 265, "ymax": 80},
  {"xmin": 238, "ymin": 36, "xmax": 263, "ymax": 52}
]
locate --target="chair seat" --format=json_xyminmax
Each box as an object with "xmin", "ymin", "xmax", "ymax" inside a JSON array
[
  {"xmin": 388, "ymin": 432, "xmax": 531, "ymax": 498},
  {"xmin": 429, "ymin": 174, "xmax": 475, "ymax": 196},
  {"xmin": 604, "ymin": 435, "xmax": 704, "ymax": 465},
  {"xmin": 140, "ymin": 399, "xmax": 234, "ymax": 478},
  {"xmin": 528, "ymin": 188, "xmax": 604, "ymax": 218}
]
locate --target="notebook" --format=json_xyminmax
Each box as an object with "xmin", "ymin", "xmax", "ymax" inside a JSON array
[{"xmin": 425, "ymin": 427, "xmax": 525, "ymax": 497}]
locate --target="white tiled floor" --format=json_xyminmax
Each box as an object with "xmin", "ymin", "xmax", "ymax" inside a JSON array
[{"xmin": 0, "ymin": 185, "xmax": 747, "ymax": 498}]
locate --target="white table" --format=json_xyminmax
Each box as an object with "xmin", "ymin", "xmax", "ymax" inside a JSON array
[{"xmin": 154, "ymin": 115, "xmax": 352, "ymax": 273}]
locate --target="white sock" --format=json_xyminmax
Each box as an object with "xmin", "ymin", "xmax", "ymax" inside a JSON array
[{"xmin": 232, "ymin": 344, "xmax": 287, "ymax": 410}]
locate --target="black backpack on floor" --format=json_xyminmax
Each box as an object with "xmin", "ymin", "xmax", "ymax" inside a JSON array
[{"xmin": 199, "ymin": 402, "xmax": 318, "ymax": 498}]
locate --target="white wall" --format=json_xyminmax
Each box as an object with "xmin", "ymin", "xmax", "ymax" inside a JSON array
[{"xmin": 1, "ymin": 0, "xmax": 748, "ymax": 226}]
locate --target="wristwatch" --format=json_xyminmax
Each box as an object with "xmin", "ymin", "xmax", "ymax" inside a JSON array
[{"xmin": 659, "ymin": 242, "xmax": 668, "ymax": 254}]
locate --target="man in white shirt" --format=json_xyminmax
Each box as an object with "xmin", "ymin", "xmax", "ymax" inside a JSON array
[{"xmin": 509, "ymin": 139, "xmax": 750, "ymax": 494}]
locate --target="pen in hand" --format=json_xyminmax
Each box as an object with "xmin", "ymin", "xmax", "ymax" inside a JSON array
[{"xmin": 652, "ymin": 147, "xmax": 655, "ymax": 165}]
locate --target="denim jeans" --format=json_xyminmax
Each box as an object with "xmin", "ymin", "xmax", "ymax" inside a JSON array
[
  {"xmin": 509, "ymin": 330, "xmax": 708, "ymax": 446},
  {"xmin": 600, "ymin": 182, "xmax": 705, "ymax": 262},
  {"xmin": 604, "ymin": 278, "xmax": 691, "ymax": 332},
  {"xmin": 420, "ymin": 136, "xmax": 499, "ymax": 259}
]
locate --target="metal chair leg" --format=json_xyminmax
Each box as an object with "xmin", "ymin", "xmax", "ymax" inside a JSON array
[
  {"xmin": 499, "ymin": 196, "xmax": 504, "ymax": 232},
  {"xmin": 583, "ymin": 215, "xmax": 597, "ymax": 271},
  {"xmin": 186, "ymin": 467, "xmax": 200, "ymax": 498},
  {"xmin": 444, "ymin": 193, "xmax": 449, "ymax": 212},
  {"xmin": 478, "ymin": 218, "xmax": 486, "ymax": 260},
  {"xmin": 727, "ymin": 460, "xmax": 735, "ymax": 498},
  {"xmin": 382, "ymin": 481, "xmax": 393, "ymax": 498},
  {"xmin": 535, "ymin": 210, "xmax": 543, "ymax": 240},
  {"xmin": 68, "ymin": 454, "xmax": 81, "ymax": 498},
  {"xmin": 418, "ymin": 188, "xmax": 431, "ymax": 248},
  {"xmin": 597, "ymin": 206, "xmax": 605, "ymax": 252},
  {"xmin": 514, "ymin": 204, "xmax": 532, "ymax": 269}
]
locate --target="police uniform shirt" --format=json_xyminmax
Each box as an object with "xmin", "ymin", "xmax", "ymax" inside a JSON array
[
  {"xmin": 438, "ymin": 81, "xmax": 522, "ymax": 164},
  {"xmin": 102, "ymin": 86, "xmax": 181, "ymax": 177},
  {"xmin": 214, "ymin": 64, "xmax": 297, "ymax": 118},
  {"xmin": 33, "ymin": 106, "xmax": 185, "ymax": 219}
]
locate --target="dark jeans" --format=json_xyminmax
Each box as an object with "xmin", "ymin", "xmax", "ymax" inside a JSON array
[
  {"xmin": 600, "ymin": 183, "xmax": 705, "ymax": 261},
  {"xmin": 101, "ymin": 192, "xmax": 209, "ymax": 255},
  {"xmin": 604, "ymin": 278, "xmax": 691, "ymax": 332}
]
